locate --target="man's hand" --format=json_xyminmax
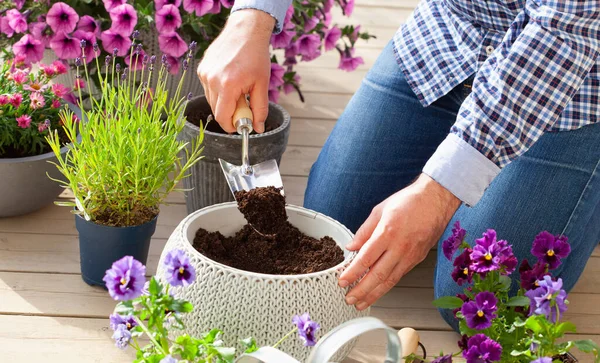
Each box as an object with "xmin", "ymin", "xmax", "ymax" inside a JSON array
[
  {"xmin": 339, "ymin": 174, "xmax": 461, "ymax": 310},
  {"xmin": 197, "ymin": 10, "xmax": 274, "ymax": 133}
]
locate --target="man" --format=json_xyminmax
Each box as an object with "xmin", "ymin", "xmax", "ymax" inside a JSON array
[{"xmin": 197, "ymin": 0, "xmax": 600, "ymax": 330}]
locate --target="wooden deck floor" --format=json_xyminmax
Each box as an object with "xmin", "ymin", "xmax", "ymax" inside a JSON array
[{"xmin": 1, "ymin": 1, "xmax": 599, "ymax": 362}]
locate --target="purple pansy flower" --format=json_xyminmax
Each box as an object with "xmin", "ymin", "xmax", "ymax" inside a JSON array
[
  {"xmin": 156, "ymin": 5, "xmax": 182, "ymax": 33},
  {"xmin": 109, "ymin": 4, "xmax": 137, "ymax": 36},
  {"xmin": 461, "ymin": 291, "xmax": 498, "ymax": 330},
  {"xmin": 109, "ymin": 313, "xmax": 137, "ymax": 331},
  {"xmin": 77, "ymin": 15, "xmax": 101, "ymax": 36},
  {"xmin": 469, "ymin": 230, "xmax": 505, "ymax": 274},
  {"xmin": 50, "ymin": 32, "xmax": 81, "ymax": 60},
  {"xmin": 270, "ymin": 62, "xmax": 285, "ymax": 91},
  {"xmin": 158, "ymin": 32, "xmax": 188, "ymax": 58},
  {"xmin": 100, "ymin": 30, "xmax": 132, "ymax": 57},
  {"xmin": 431, "ymin": 355, "xmax": 453, "ymax": 363},
  {"xmin": 442, "ymin": 221, "xmax": 467, "ymax": 261},
  {"xmin": 519, "ymin": 259, "xmax": 547, "ymax": 290},
  {"xmin": 531, "ymin": 232, "xmax": 571, "ymax": 270},
  {"xmin": 183, "ymin": 0, "xmax": 215, "ymax": 17},
  {"xmin": 338, "ymin": 48, "xmax": 364, "ymax": 71},
  {"xmin": 292, "ymin": 313, "xmax": 320, "ymax": 347},
  {"xmin": 324, "ymin": 26, "xmax": 341, "ymax": 51},
  {"xmin": 531, "ymin": 358, "xmax": 552, "ymax": 363},
  {"xmin": 525, "ymin": 276, "xmax": 568, "ymax": 323},
  {"xmin": 73, "ymin": 31, "xmax": 98, "ymax": 63},
  {"xmin": 103, "ymin": 0, "xmax": 127, "ymax": 12},
  {"xmin": 6, "ymin": 9, "xmax": 28, "ymax": 34},
  {"xmin": 112, "ymin": 324, "xmax": 132, "ymax": 350},
  {"xmin": 451, "ymin": 249, "xmax": 473, "ymax": 286},
  {"xmin": 12, "ymin": 34, "xmax": 44, "ymax": 64},
  {"xmin": 463, "ymin": 334, "xmax": 502, "ymax": 363},
  {"xmin": 47, "ymin": 2, "xmax": 79, "ymax": 34},
  {"xmin": 271, "ymin": 25, "xmax": 295, "ymax": 49},
  {"xmin": 163, "ymin": 249, "xmax": 196, "ymax": 287},
  {"xmin": 296, "ymin": 33, "xmax": 321, "ymax": 58},
  {"xmin": 155, "ymin": 0, "xmax": 182, "ymax": 10},
  {"xmin": 103, "ymin": 256, "xmax": 146, "ymax": 301}
]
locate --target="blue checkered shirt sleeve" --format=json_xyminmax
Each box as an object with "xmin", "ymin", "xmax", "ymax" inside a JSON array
[
  {"xmin": 231, "ymin": 0, "xmax": 292, "ymax": 33},
  {"xmin": 424, "ymin": 0, "xmax": 600, "ymax": 206}
]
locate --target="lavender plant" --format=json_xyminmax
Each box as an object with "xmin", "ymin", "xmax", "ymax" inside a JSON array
[
  {"xmin": 408, "ymin": 223, "xmax": 600, "ymax": 363},
  {"xmin": 105, "ymin": 251, "xmax": 320, "ymax": 362},
  {"xmin": 46, "ymin": 34, "xmax": 204, "ymax": 227}
]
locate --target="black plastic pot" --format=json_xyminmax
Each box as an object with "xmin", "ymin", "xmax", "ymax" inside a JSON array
[
  {"xmin": 178, "ymin": 96, "xmax": 291, "ymax": 214},
  {"xmin": 75, "ymin": 214, "xmax": 157, "ymax": 287}
]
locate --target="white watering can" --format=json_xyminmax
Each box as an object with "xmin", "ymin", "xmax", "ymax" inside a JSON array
[{"xmin": 235, "ymin": 317, "xmax": 422, "ymax": 363}]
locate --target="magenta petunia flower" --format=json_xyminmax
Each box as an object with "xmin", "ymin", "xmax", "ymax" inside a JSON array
[
  {"xmin": 442, "ymin": 220, "xmax": 467, "ymax": 261},
  {"xmin": 292, "ymin": 313, "xmax": 320, "ymax": 347},
  {"xmin": 531, "ymin": 232, "xmax": 571, "ymax": 270},
  {"xmin": 16, "ymin": 114, "xmax": 32, "ymax": 128},
  {"xmin": 9, "ymin": 93, "xmax": 23, "ymax": 108},
  {"xmin": 461, "ymin": 291, "xmax": 498, "ymax": 330},
  {"xmin": 29, "ymin": 92, "xmax": 46, "ymax": 109},
  {"xmin": 155, "ymin": 0, "xmax": 182, "ymax": 10},
  {"xmin": 283, "ymin": 74, "xmax": 300, "ymax": 94},
  {"xmin": 109, "ymin": 4, "xmax": 137, "ymax": 36},
  {"xmin": 451, "ymin": 248, "xmax": 473, "ymax": 286},
  {"xmin": 73, "ymin": 31, "xmax": 98, "ymax": 63},
  {"xmin": 103, "ymin": 0, "xmax": 126, "ymax": 12},
  {"xmin": 158, "ymin": 32, "xmax": 188, "ymax": 58},
  {"xmin": 341, "ymin": 0, "xmax": 355, "ymax": 16},
  {"xmin": 324, "ymin": 26, "xmax": 341, "ymax": 51},
  {"xmin": 271, "ymin": 25, "xmax": 295, "ymax": 49},
  {"xmin": 324, "ymin": 0, "xmax": 334, "ymax": 12},
  {"xmin": 183, "ymin": 0, "xmax": 215, "ymax": 17},
  {"xmin": 526, "ymin": 276, "xmax": 568, "ymax": 323},
  {"xmin": 50, "ymin": 32, "xmax": 81, "ymax": 60},
  {"xmin": 6, "ymin": 9, "xmax": 28, "ymax": 34},
  {"xmin": 47, "ymin": 2, "xmax": 79, "ymax": 34},
  {"xmin": 163, "ymin": 249, "xmax": 196, "ymax": 287},
  {"xmin": 304, "ymin": 15, "xmax": 319, "ymax": 32},
  {"xmin": 338, "ymin": 49, "xmax": 364, "ymax": 71},
  {"xmin": 1, "ymin": 16, "xmax": 15, "ymax": 38},
  {"xmin": 156, "ymin": 4, "xmax": 182, "ymax": 33},
  {"xmin": 463, "ymin": 334, "xmax": 502, "ymax": 363},
  {"xmin": 220, "ymin": 0, "xmax": 234, "ymax": 8},
  {"xmin": 12, "ymin": 34, "xmax": 44, "ymax": 64},
  {"xmin": 14, "ymin": 0, "xmax": 26, "ymax": 10},
  {"xmin": 285, "ymin": 5, "xmax": 294, "ymax": 24},
  {"xmin": 350, "ymin": 25, "xmax": 361, "ymax": 42},
  {"xmin": 77, "ymin": 15, "xmax": 101, "ymax": 35},
  {"xmin": 296, "ymin": 33, "xmax": 321, "ymax": 58},
  {"xmin": 269, "ymin": 88, "xmax": 280, "ymax": 103},
  {"xmin": 269, "ymin": 62, "xmax": 285, "ymax": 91},
  {"xmin": 0, "ymin": 95, "xmax": 9, "ymax": 106},
  {"xmin": 103, "ymin": 256, "xmax": 146, "ymax": 301},
  {"xmin": 28, "ymin": 22, "xmax": 53, "ymax": 47},
  {"xmin": 163, "ymin": 55, "xmax": 180, "ymax": 74},
  {"xmin": 124, "ymin": 49, "xmax": 147, "ymax": 71},
  {"xmin": 100, "ymin": 30, "xmax": 132, "ymax": 57}
]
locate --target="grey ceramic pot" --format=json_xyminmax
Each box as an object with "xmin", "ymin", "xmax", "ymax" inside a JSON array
[
  {"xmin": 178, "ymin": 96, "xmax": 291, "ymax": 214},
  {"xmin": 0, "ymin": 144, "xmax": 69, "ymax": 217}
]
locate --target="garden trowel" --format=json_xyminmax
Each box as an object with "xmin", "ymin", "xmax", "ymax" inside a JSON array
[{"xmin": 219, "ymin": 95, "xmax": 284, "ymax": 197}]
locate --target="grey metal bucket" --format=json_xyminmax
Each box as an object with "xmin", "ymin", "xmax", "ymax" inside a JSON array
[{"xmin": 178, "ymin": 96, "xmax": 291, "ymax": 214}]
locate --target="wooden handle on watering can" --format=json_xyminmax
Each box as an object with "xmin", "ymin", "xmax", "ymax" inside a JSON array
[{"xmin": 232, "ymin": 94, "xmax": 253, "ymax": 134}]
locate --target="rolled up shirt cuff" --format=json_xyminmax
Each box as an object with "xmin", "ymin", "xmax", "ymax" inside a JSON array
[
  {"xmin": 422, "ymin": 133, "xmax": 501, "ymax": 207},
  {"xmin": 231, "ymin": 0, "xmax": 291, "ymax": 33}
]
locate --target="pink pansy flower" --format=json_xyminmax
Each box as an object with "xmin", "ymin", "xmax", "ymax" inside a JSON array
[
  {"xmin": 12, "ymin": 34, "xmax": 44, "ymax": 64},
  {"xmin": 50, "ymin": 32, "xmax": 81, "ymax": 60},
  {"xmin": 29, "ymin": 92, "xmax": 46, "ymax": 109},
  {"xmin": 47, "ymin": 2, "xmax": 79, "ymax": 34},
  {"xmin": 16, "ymin": 115, "xmax": 32, "ymax": 128},
  {"xmin": 28, "ymin": 22, "xmax": 53, "ymax": 47},
  {"xmin": 103, "ymin": 0, "xmax": 126, "ymax": 12},
  {"xmin": 53, "ymin": 60, "xmax": 68, "ymax": 75},
  {"xmin": 73, "ymin": 30, "xmax": 98, "ymax": 63},
  {"xmin": 51, "ymin": 99, "xmax": 62, "ymax": 108},
  {"xmin": 0, "ymin": 95, "xmax": 9, "ymax": 106},
  {"xmin": 339, "ymin": 49, "xmax": 364, "ymax": 71},
  {"xmin": 109, "ymin": 4, "xmax": 137, "ymax": 36},
  {"xmin": 271, "ymin": 25, "xmax": 295, "ymax": 49},
  {"xmin": 10, "ymin": 93, "xmax": 23, "ymax": 108},
  {"xmin": 156, "ymin": 5, "xmax": 182, "ymax": 33},
  {"xmin": 324, "ymin": 26, "xmax": 341, "ymax": 51},
  {"xmin": 296, "ymin": 33, "xmax": 321, "ymax": 58},
  {"xmin": 269, "ymin": 62, "xmax": 285, "ymax": 90},
  {"xmin": 183, "ymin": 0, "xmax": 214, "ymax": 17},
  {"xmin": 101, "ymin": 30, "xmax": 132, "ymax": 57},
  {"xmin": 158, "ymin": 32, "xmax": 188, "ymax": 58},
  {"xmin": 155, "ymin": 0, "xmax": 182, "ymax": 10},
  {"xmin": 77, "ymin": 15, "xmax": 101, "ymax": 36},
  {"xmin": 6, "ymin": 9, "xmax": 28, "ymax": 33},
  {"xmin": 51, "ymin": 84, "xmax": 70, "ymax": 98}
]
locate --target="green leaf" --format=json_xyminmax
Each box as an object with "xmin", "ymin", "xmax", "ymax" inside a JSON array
[
  {"xmin": 214, "ymin": 346, "xmax": 236, "ymax": 362},
  {"xmin": 114, "ymin": 301, "xmax": 135, "ymax": 315},
  {"xmin": 149, "ymin": 277, "xmax": 162, "ymax": 296},
  {"xmin": 168, "ymin": 300, "xmax": 194, "ymax": 313},
  {"xmin": 203, "ymin": 329, "xmax": 223, "ymax": 344},
  {"xmin": 510, "ymin": 349, "xmax": 532, "ymax": 357},
  {"xmin": 432, "ymin": 296, "xmax": 464, "ymax": 309},
  {"xmin": 241, "ymin": 337, "xmax": 258, "ymax": 353},
  {"xmin": 506, "ymin": 296, "xmax": 530, "ymax": 307},
  {"xmin": 556, "ymin": 321, "xmax": 577, "ymax": 336},
  {"xmin": 512, "ymin": 316, "xmax": 527, "ymax": 328},
  {"xmin": 499, "ymin": 275, "xmax": 512, "ymax": 290},
  {"xmin": 573, "ymin": 339, "xmax": 600, "ymax": 354}
]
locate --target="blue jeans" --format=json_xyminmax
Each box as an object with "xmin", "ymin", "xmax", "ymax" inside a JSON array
[{"xmin": 303, "ymin": 41, "xmax": 600, "ymax": 331}]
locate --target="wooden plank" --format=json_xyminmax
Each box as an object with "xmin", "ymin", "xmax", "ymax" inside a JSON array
[
  {"xmin": 357, "ymin": 0, "xmax": 421, "ymax": 9},
  {"xmin": 288, "ymin": 118, "xmax": 336, "ymax": 147},
  {"xmin": 280, "ymin": 91, "xmax": 352, "ymax": 120},
  {"xmin": 330, "ymin": 5, "xmax": 412, "ymax": 29},
  {"xmin": 281, "ymin": 145, "xmax": 320, "ymax": 177}
]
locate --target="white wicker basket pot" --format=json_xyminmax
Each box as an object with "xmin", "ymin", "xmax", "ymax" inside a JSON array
[
  {"xmin": 157, "ymin": 202, "xmax": 369, "ymax": 362},
  {"xmin": 178, "ymin": 96, "xmax": 291, "ymax": 213}
]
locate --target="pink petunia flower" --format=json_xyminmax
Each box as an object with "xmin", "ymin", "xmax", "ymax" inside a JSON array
[
  {"xmin": 51, "ymin": 99, "xmax": 62, "ymax": 108},
  {"xmin": 155, "ymin": 5, "xmax": 182, "ymax": 33},
  {"xmin": 283, "ymin": 74, "xmax": 301, "ymax": 94},
  {"xmin": 28, "ymin": 22, "xmax": 53, "ymax": 47},
  {"xmin": 103, "ymin": 0, "xmax": 126, "ymax": 12},
  {"xmin": 1, "ymin": 16, "xmax": 16, "ymax": 38},
  {"xmin": 0, "ymin": 95, "xmax": 9, "ymax": 106},
  {"xmin": 296, "ymin": 33, "xmax": 321, "ymax": 58},
  {"xmin": 350, "ymin": 25, "xmax": 360, "ymax": 42},
  {"xmin": 220, "ymin": 0, "xmax": 235, "ymax": 8},
  {"xmin": 109, "ymin": 4, "xmax": 137, "ymax": 36},
  {"xmin": 6, "ymin": 9, "xmax": 28, "ymax": 34},
  {"xmin": 338, "ymin": 48, "xmax": 364, "ymax": 71},
  {"xmin": 77, "ymin": 15, "xmax": 101, "ymax": 36},
  {"xmin": 342, "ymin": 0, "xmax": 355, "ymax": 16},
  {"xmin": 324, "ymin": 26, "xmax": 341, "ymax": 51},
  {"xmin": 163, "ymin": 55, "xmax": 180, "ymax": 74},
  {"xmin": 53, "ymin": 60, "xmax": 68, "ymax": 75},
  {"xmin": 271, "ymin": 25, "xmax": 295, "ymax": 49},
  {"xmin": 183, "ymin": 0, "xmax": 214, "ymax": 17},
  {"xmin": 9, "ymin": 94, "xmax": 23, "ymax": 108},
  {"xmin": 100, "ymin": 30, "xmax": 132, "ymax": 57},
  {"xmin": 73, "ymin": 30, "xmax": 98, "ymax": 63},
  {"xmin": 14, "ymin": 0, "xmax": 26, "ymax": 10},
  {"xmin": 268, "ymin": 88, "xmax": 280, "ymax": 103},
  {"xmin": 284, "ymin": 6, "xmax": 294, "ymax": 24},
  {"xmin": 29, "ymin": 92, "xmax": 46, "ymax": 109},
  {"xmin": 124, "ymin": 49, "xmax": 147, "ymax": 70},
  {"xmin": 47, "ymin": 2, "xmax": 79, "ymax": 34},
  {"xmin": 269, "ymin": 62, "xmax": 285, "ymax": 90},
  {"xmin": 154, "ymin": 0, "xmax": 182, "ymax": 10},
  {"xmin": 304, "ymin": 16, "xmax": 319, "ymax": 32},
  {"xmin": 51, "ymin": 84, "xmax": 70, "ymax": 98},
  {"xmin": 158, "ymin": 32, "xmax": 187, "ymax": 58},
  {"xmin": 50, "ymin": 32, "xmax": 81, "ymax": 60},
  {"xmin": 12, "ymin": 34, "xmax": 44, "ymax": 64},
  {"xmin": 16, "ymin": 114, "xmax": 32, "ymax": 128},
  {"xmin": 302, "ymin": 49, "xmax": 321, "ymax": 62},
  {"xmin": 324, "ymin": 0, "xmax": 334, "ymax": 12}
]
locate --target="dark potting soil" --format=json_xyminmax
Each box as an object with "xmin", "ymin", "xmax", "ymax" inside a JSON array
[
  {"xmin": 186, "ymin": 110, "xmax": 277, "ymax": 134},
  {"xmin": 93, "ymin": 205, "xmax": 159, "ymax": 227},
  {"xmin": 0, "ymin": 128, "xmax": 70, "ymax": 159},
  {"xmin": 192, "ymin": 186, "xmax": 344, "ymax": 275},
  {"xmin": 554, "ymin": 353, "xmax": 578, "ymax": 363}
]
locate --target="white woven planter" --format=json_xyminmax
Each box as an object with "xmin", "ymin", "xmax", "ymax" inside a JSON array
[{"xmin": 157, "ymin": 202, "xmax": 369, "ymax": 362}]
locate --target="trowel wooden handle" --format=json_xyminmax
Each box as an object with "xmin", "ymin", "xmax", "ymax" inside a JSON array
[{"xmin": 233, "ymin": 94, "xmax": 253, "ymax": 124}]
